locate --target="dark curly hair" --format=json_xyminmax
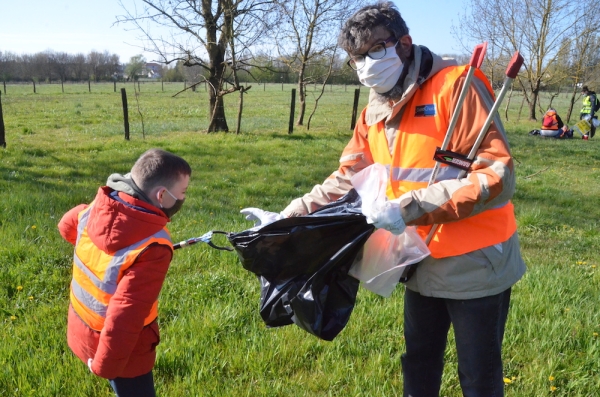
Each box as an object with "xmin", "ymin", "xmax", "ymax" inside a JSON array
[{"xmin": 338, "ymin": 2, "xmax": 409, "ymax": 53}]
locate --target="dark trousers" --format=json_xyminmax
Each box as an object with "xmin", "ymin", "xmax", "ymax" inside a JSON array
[
  {"xmin": 401, "ymin": 288, "xmax": 511, "ymax": 397},
  {"xmin": 109, "ymin": 371, "xmax": 156, "ymax": 397}
]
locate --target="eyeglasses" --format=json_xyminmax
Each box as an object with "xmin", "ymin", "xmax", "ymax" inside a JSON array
[{"xmin": 347, "ymin": 36, "xmax": 398, "ymax": 70}]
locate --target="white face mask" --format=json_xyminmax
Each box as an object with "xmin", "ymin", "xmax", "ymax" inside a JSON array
[{"xmin": 355, "ymin": 47, "xmax": 403, "ymax": 94}]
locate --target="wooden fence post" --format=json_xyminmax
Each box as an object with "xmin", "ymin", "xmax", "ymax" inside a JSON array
[
  {"xmin": 33, "ymin": 80, "xmax": 36, "ymax": 94},
  {"xmin": 121, "ymin": 88, "xmax": 130, "ymax": 140},
  {"xmin": 114, "ymin": 80, "xmax": 117, "ymax": 93},
  {"xmin": 3, "ymin": 80, "xmax": 5, "ymax": 95},
  {"xmin": 88, "ymin": 80, "xmax": 91, "ymax": 93},
  {"xmin": 0, "ymin": 91, "xmax": 6, "ymax": 148},
  {"xmin": 288, "ymin": 88, "xmax": 296, "ymax": 134},
  {"xmin": 61, "ymin": 80, "xmax": 64, "ymax": 93},
  {"xmin": 350, "ymin": 88, "xmax": 360, "ymax": 130}
]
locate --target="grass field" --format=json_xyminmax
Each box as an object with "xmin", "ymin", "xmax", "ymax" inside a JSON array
[{"xmin": 0, "ymin": 82, "xmax": 599, "ymax": 396}]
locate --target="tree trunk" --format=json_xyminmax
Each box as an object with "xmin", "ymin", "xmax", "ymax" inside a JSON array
[
  {"xmin": 517, "ymin": 94, "xmax": 526, "ymax": 121},
  {"xmin": 296, "ymin": 80, "xmax": 306, "ymax": 126},
  {"xmin": 296, "ymin": 61, "xmax": 307, "ymax": 126},
  {"xmin": 207, "ymin": 76, "xmax": 228, "ymax": 132},
  {"xmin": 528, "ymin": 89, "xmax": 540, "ymax": 121},
  {"xmin": 566, "ymin": 88, "xmax": 578, "ymax": 123},
  {"xmin": 236, "ymin": 88, "xmax": 244, "ymax": 135}
]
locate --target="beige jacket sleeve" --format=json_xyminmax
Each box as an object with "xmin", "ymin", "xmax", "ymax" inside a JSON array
[{"xmin": 281, "ymin": 108, "xmax": 375, "ymax": 217}]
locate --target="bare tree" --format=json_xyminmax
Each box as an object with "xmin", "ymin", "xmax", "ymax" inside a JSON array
[
  {"xmin": 563, "ymin": 26, "xmax": 600, "ymax": 121},
  {"xmin": 116, "ymin": 0, "xmax": 275, "ymax": 133},
  {"xmin": 87, "ymin": 51, "xmax": 121, "ymax": 81},
  {"xmin": 456, "ymin": 0, "xmax": 600, "ymax": 121},
  {"xmin": 273, "ymin": 0, "xmax": 365, "ymax": 127},
  {"xmin": 71, "ymin": 53, "xmax": 88, "ymax": 81},
  {"xmin": 49, "ymin": 52, "xmax": 72, "ymax": 84},
  {"xmin": 125, "ymin": 55, "xmax": 148, "ymax": 138}
]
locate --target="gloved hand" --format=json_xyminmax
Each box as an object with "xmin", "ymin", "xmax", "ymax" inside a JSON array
[
  {"xmin": 366, "ymin": 200, "xmax": 406, "ymax": 235},
  {"xmin": 240, "ymin": 207, "xmax": 285, "ymax": 227}
]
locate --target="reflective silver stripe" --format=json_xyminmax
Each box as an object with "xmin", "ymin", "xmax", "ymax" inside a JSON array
[
  {"xmin": 340, "ymin": 153, "xmax": 364, "ymax": 163},
  {"xmin": 75, "ymin": 206, "xmax": 92, "ymax": 246},
  {"xmin": 71, "ymin": 278, "xmax": 108, "ymax": 317},
  {"xmin": 73, "ymin": 253, "xmax": 117, "ymax": 294},
  {"xmin": 391, "ymin": 166, "xmax": 461, "ymax": 182},
  {"xmin": 103, "ymin": 230, "xmax": 172, "ymax": 284}
]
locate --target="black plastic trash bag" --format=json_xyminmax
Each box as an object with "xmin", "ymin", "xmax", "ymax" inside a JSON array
[{"xmin": 227, "ymin": 189, "xmax": 374, "ymax": 341}]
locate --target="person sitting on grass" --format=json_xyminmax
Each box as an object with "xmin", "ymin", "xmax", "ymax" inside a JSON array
[
  {"xmin": 538, "ymin": 108, "xmax": 573, "ymax": 138},
  {"xmin": 58, "ymin": 148, "xmax": 191, "ymax": 397}
]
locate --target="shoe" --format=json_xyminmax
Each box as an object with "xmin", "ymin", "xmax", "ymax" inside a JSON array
[{"xmin": 583, "ymin": 134, "xmax": 589, "ymax": 140}]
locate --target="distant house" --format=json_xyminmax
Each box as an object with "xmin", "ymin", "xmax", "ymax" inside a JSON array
[{"xmin": 144, "ymin": 63, "xmax": 162, "ymax": 79}]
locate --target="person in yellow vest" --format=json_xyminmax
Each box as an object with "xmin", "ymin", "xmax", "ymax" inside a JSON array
[
  {"xmin": 580, "ymin": 85, "xmax": 597, "ymax": 138},
  {"xmin": 241, "ymin": 2, "xmax": 525, "ymax": 396},
  {"xmin": 58, "ymin": 148, "xmax": 191, "ymax": 397}
]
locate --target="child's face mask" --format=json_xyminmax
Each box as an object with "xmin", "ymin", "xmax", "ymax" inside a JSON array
[{"xmin": 161, "ymin": 189, "xmax": 185, "ymax": 218}]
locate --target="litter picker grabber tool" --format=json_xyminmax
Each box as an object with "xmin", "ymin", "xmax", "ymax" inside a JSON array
[
  {"xmin": 424, "ymin": 50, "xmax": 524, "ymax": 245},
  {"xmin": 173, "ymin": 230, "xmax": 233, "ymax": 251},
  {"xmin": 457, "ymin": 51, "xmax": 524, "ymax": 178},
  {"xmin": 427, "ymin": 42, "xmax": 488, "ymax": 186}
]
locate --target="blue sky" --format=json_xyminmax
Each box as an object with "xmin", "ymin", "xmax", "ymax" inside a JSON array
[{"xmin": 0, "ymin": 0, "xmax": 465, "ymax": 63}]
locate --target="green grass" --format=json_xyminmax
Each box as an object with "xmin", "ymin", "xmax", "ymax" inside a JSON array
[{"xmin": 0, "ymin": 86, "xmax": 599, "ymax": 396}]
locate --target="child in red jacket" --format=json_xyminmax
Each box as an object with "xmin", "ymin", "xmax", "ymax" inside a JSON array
[{"xmin": 58, "ymin": 148, "xmax": 191, "ymax": 397}]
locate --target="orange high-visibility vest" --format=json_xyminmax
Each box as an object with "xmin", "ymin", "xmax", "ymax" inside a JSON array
[
  {"xmin": 542, "ymin": 110, "xmax": 559, "ymax": 130},
  {"xmin": 367, "ymin": 65, "xmax": 517, "ymax": 258},
  {"xmin": 70, "ymin": 204, "xmax": 173, "ymax": 331}
]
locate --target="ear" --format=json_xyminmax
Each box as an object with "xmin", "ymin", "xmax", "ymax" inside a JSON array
[
  {"xmin": 397, "ymin": 35, "xmax": 413, "ymax": 62},
  {"xmin": 148, "ymin": 186, "xmax": 165, "ymax": 207}
]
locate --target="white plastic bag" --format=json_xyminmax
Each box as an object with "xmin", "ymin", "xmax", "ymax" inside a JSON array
[
  {"xmin": 350, "ymin": 162, "xmax": 389, "ymax": 221},
  {"xmin": 348, "ymin": 164, "xmax": 431, "ymax": 297},
  {"xmin": 349, "ymin": 226, "xmax": 429, "ymax": 297}
]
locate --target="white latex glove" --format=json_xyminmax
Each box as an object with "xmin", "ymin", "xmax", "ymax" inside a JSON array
[
  {"xmin": 240, "ymin": 207, "xmax": 285, "ymax": 227},
  {"xmin": 87, "ymin": 358, "xmax": 94, "ymax": 373},
  {"xmin": 367, "ymin": 200, "xmax": 406, "ymax": 235}
]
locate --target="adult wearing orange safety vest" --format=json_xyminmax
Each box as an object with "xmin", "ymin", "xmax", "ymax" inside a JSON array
[
  {"xmin": 58, "ymin": 149, "xmax": 191, "ymax": 397},
  {"xmin": 241, "ymin": 3, "xmax": 525, "ymax": 396},
  {"xmin": 539, "ymin": 108, "xmax": 572, "ymax": 138}
]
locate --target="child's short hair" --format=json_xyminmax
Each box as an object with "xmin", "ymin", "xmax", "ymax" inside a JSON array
[{"xmin": 131, "ymin": 148, "xmax": 191, "ymax": 192}]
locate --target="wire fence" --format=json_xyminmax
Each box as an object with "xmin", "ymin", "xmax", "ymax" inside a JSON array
[{"xmin": 0, "ymin": 81, "xmax": 368, "ymax": 143}]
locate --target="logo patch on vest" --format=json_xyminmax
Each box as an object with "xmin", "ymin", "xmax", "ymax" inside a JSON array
[{"xmin": 415, "ymin": 104, "xmax": 436, "ymax": 117}]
